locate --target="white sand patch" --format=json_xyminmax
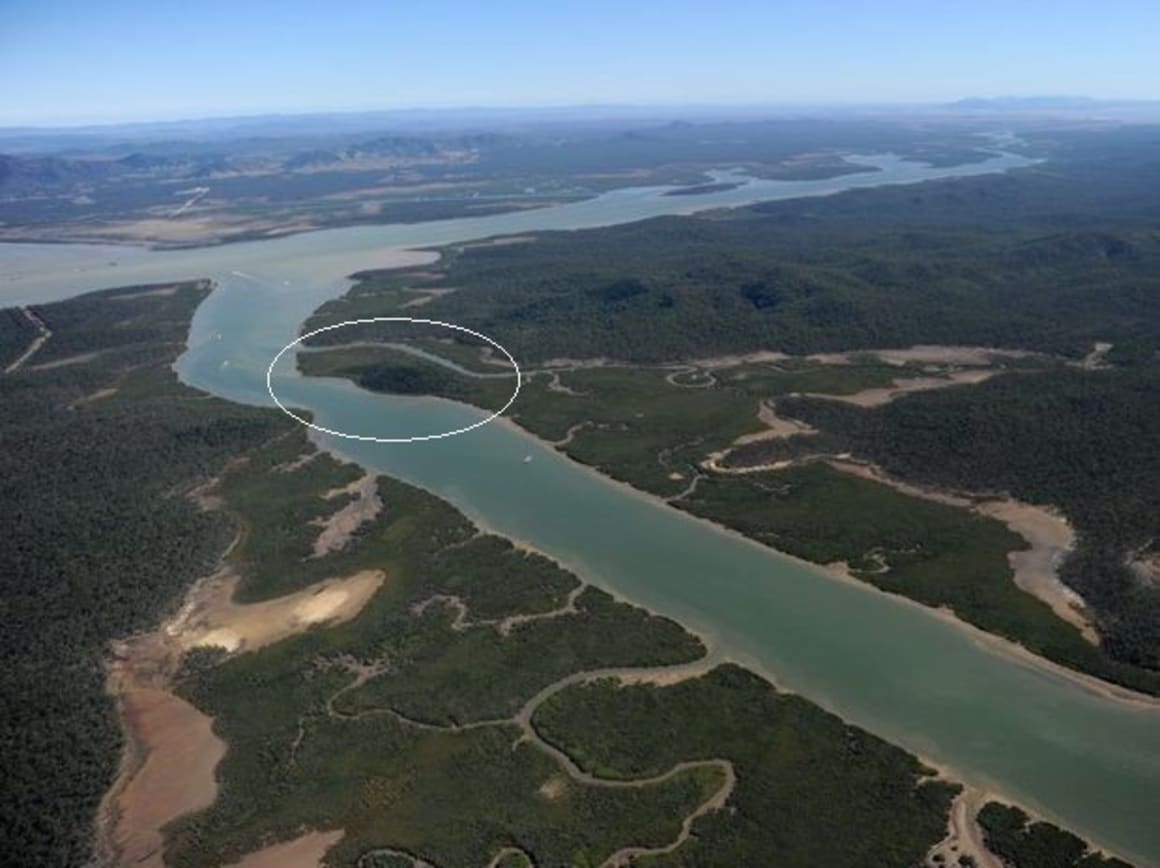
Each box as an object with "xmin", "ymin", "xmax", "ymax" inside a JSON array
[
  {"xmin": 179, "ymin": 570, "xmax": 386, "ymax": 655},
  {"xmin": 225, "ymin": 830, "xmax": 345, "ymax": 868}
]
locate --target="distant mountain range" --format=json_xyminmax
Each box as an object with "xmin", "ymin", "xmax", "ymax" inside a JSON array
[{"xmin": 947, "ymin": 95, "xmax": 1157, "ymax": 112}]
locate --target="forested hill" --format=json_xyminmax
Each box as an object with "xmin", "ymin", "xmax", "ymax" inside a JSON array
[
  {"xmin": 304, "ymin": 126, "xmax": 1160, "ymax": 365},
  {"xmin": 0, "ymin": 283, "xmax": 291, "ymax": 866}
]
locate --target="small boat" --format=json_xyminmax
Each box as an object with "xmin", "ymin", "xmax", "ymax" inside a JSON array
[{"xmin": 522, "ymin": 454, "xmax": 533, "ymax": 464}]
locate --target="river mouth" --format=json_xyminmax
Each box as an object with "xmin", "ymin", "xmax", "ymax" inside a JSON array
[{"xmin": 5, "ymin": 151, "xmax": 1160, "ymax": 864}]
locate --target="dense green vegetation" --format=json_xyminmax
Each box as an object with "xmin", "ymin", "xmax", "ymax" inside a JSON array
[
  {"xmin": 165, "ymin": 429, "xmax": 985, "ymax": 867},
  {"xmin": 533, "ymin": 665, "xmax": 957, "ymax": 867},
  {"xmin": 0, "ymin": 283, "xmax": 292, "ymax": 867},
  {"xmin": 302, "ymin": 126, "xmax": 1160, "ymax": 690},
  {"xmin": 0, "ymin": 306, "xmax": 38, "ymax": 368},
  {"xmin": 679, "ymin": 463, "xmax": 1158, "ymax": 693},
  {"xmin": 977, "ymin": 804, "xmax": 1132, "ymax": 868},
  {"xmin": 302, "ymin": 344, "xmax": 1159, "ymax": 692},
  {"xmin": 302, "ymin": 345, "xmax": 921, "ymax": 497},
  {"xmin": 166, "ymin": 433, "xmax": 727, "ymax": 866},
  {"xmin": 306, "ymin": 142, "xmax": 1160, "ymax": 364},
  {"xmin": 774, "ymin": 365, "xmax": 1160, "ymax": 676}
]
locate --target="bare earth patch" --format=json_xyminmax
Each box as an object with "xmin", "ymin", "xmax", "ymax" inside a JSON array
[
  {"xmin": 399, "ymin": 287, "xmax": 459, "ymax": 308},
  {"xmin": 616, "ymin": 662, "xmax": 714, "ymax": 687},
  {"xmin": 177, "ymin": 569, "xmax": 386, "ymax": 654},
  {"xmin": 735, "ymin": 399, "xmax": 819, "ymax": 443},
  {"xmin": 101, "ymin": 688, "xmax": 226, "ymax": 868},
  {"xmin": 1129, "ymin": 550, "xmax": 1160, "ymax": 588},
  {"xmin": 3, "ymin": 307, "xmax": 51, "ymax": 373},
  {"xmin": 803, "ymin": 368, "xmax": 997, "ymax": 407},
  {"xmin": 537, "ymin": 775, "xmax": 569, "ymax": 801},
  {"xmin": 27, "ymin": 350, "xmax": 103, "ymax": 371},
  {"xmin": 107, "ymin": 284, "xmax": 181, "ymax": 299},
  {"xmin": 312, "ymin": 472, "xmax": 382, "ymax": 557},
  {"xmin": 828, "ymin": 460, "xmax": 1100, "ymax": 643},
  {"xmin": 224, "ymin": 830, "xmax": 345, "ymax": 868},
  {"xmin": 69, "ymin": 386, "xmax": 119, "ymax": 409},
  {"xmin": 976, "ymin": 500, "xmax": 1098, "ymax": 643},
  {"xmin": 926, "ymin": 785, "xmax": 1003, "ymax": 868},
  {"xmin": 808, "ymin": 345, "xmax": 1040, "ymax": 367},
  {"xmin": 97, "ymin": 564, "xmax": 384, "ymax": 866}
]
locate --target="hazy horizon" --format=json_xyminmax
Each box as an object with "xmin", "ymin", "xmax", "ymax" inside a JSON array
[
  {"xmin": 3, "ymin": 95, "xmax": 1158, "ymax": 136},
  {"xmin": 3, "ymin": 0, "xmax": 1158, "ymax": 126}
]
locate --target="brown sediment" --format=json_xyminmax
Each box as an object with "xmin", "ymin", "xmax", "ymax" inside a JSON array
[
  {"xmin": 97, "ymin": 688, "xmax": 226, "ymax": 868},
  {"xmin": 223, "ymin": 830, "xmax": 345, "ymax": 868},
  {"xmin": 96, "ymin": 564, "xmax": 383, "ymax": 867}
]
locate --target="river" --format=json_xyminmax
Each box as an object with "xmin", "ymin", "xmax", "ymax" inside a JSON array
[{"xmin": 3, "ymin": 152, "xmax": 1158, "ymax": 865}]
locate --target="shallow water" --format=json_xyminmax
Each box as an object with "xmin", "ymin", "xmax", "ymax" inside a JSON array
[{"xmin": 4, "ymin": 152, "xmax": 1159, "ymax": 864}]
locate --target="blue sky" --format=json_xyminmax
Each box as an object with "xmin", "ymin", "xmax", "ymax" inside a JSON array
[{"xmin": 2, "ymin": 0, "xmax": 1157, "ymax": 125}]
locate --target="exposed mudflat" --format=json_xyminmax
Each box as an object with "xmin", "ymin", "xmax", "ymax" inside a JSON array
[
  {"xmin": 224, "ymin": 830, "xmax": 345, "ymax": 868},
  {"xmin": 100, "ymin": 688, "xmax": 226, "ymax": 868},
  {"xmin": 98, "ymin": 529, "xmax": 385, "ymax": 868}
]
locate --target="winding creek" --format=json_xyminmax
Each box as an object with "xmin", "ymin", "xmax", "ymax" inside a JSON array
[{"xmin": 4, "ymin": 152, "xmax": 1160, "ymax": 865}]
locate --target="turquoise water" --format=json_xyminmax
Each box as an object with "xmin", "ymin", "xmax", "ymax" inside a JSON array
[{"xmin": 3, "ymin": 152, "xmax": 1158, "ymax": 864}]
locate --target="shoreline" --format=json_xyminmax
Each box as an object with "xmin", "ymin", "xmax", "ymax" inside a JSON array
[
  {"xmin": 94, "ymin": 387, "xmax": 1153, "ymax": 868},
  {"xmin": 353, "ymin": 387, "xmax": 1158, "ymax": 712},
  {"xmin": 88, "ymin": 179, "xmax": 1150, "ymax": 862},
  {"xmin": 321, "ymin": 416, "xmax": 1152, "ymax": 866}
]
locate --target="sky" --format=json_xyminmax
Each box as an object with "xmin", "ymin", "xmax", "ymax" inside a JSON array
[{"xmin": 2, "ymin": 0, "xmax": 1158, "ymax": 126}]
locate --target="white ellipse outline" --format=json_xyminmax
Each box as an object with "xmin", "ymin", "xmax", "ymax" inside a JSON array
[{"xmin": 266, "ymin": 316, "xmax": 522, "ymax": 443}]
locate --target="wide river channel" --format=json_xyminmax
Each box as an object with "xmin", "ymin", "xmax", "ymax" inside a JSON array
[{"xmin": 3, "ymin": 153, "xmax": 1158, "ymax": 865}]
